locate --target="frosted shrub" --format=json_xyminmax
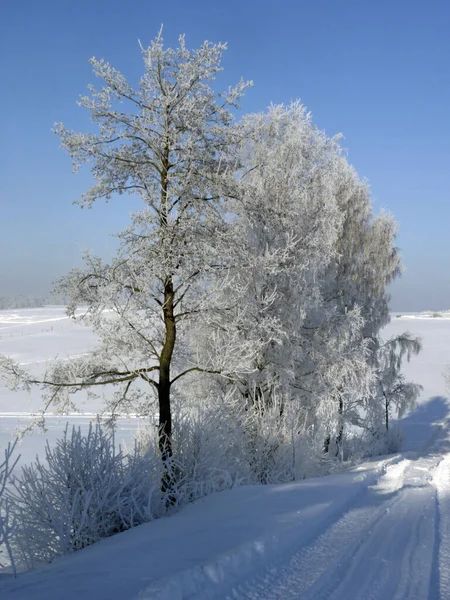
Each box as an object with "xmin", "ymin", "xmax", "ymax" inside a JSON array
[
  {"xmin": 171, "ymin": 399, "xmax": 248, "ymax": 500},
  {"xmin": 344, "ymin": 425, "xmax": 404, "ymax": 460},
  {"xmin": 136, "ymin": 395, "xmax": 248, "ymax": 508},
  {"xmin": 242, "ymin": 394, "xmax": 333, "ymax": 483},
  {"xmin": 0, "ymin": 440, "xmax": 19, "ymax": 574},
  {"xmin": 7, "ymin": 423, "xmax": 163, "ymax": 568},
  {"xmin": 158, "ymin": 388, "xmax": 337, "ymax": 489},
  {"xmin": 385, "ymin": 426, "xmax": 404, "ymax": 453},
  {"xmin": 244, "ymin": 400, "xmax": 291, "ymax": 484}
]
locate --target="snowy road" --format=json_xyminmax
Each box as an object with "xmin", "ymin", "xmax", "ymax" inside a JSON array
[{"xmin": 225, "ymin": 431, "xmax": 450, "ymax": 600}]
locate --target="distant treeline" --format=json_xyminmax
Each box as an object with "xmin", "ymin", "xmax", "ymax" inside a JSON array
[{"xmin": 0, "ymin": 295, "xmax": 66, "ymax": 309}]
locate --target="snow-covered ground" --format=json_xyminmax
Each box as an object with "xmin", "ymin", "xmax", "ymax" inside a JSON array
[
  {"xmin": 0, "ymin": 306, "xmax": 142, "ymax": 464},
  {"xmin": 1, "ymin": 308, "xmax": 450, "ymax": 599},
  {"xmin": 0, "ymin": 306, "xmax": 98, "ymax": 415},
  {"xmin": 1, "ymin": 407, "xmax": 450, "ymax": 600},
  {"xmin": 395, "ymin": 310, "xmax": 450, "ymax": 320}
]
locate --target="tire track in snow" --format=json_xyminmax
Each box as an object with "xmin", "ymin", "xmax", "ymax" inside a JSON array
[
  {"xmin": 395, "ymin": 488, "xmax": 437, "ymax": 600},
  {"xmin": 432, "ymin": 451, "xmax": 450, "ymax": 599},
  {"xmin": 226, "ymin": 457, "xmax": 441, "ymax": 600},
  {"xmin": 327, "ymin": 464, "xmax": 437, "ymax": 600}
]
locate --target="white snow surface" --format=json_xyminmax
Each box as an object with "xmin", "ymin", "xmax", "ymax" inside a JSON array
[
  {"xmin": 0, "ymin": 306, "xmax": 141, "ymax": 465},
  {"xmin": 1, "ymin": 310, "xmax": 450, "ymax": 599}
]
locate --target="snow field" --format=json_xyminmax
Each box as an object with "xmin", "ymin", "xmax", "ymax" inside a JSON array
[
  {"xmin": 0, "ymin": 307, "xmax": 142, "ymax": 467},
  {"xmin": 1, "ymin": 310, "xmax": 450, "ymax": 598}
]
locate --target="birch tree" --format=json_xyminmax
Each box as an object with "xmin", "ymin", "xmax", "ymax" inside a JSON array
[
  {"xmin": 204, "ymin": 103, "xmax": 372, "ymax": 459},
  {"xmin": 375, "ymin": 333, "xmax": 422, "ymax": 431}
]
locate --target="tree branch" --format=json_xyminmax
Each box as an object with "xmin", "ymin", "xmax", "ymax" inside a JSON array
[{"xmin": 170, "ymin": 366, "xmax": 221, "ymax": 386}]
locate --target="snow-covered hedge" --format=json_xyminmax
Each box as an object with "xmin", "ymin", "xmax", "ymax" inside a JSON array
[{"xmin": 343, "ymin": 425, "xmax": 404, "ymax": 461}]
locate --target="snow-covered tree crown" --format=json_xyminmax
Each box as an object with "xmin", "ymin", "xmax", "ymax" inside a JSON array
[{"xmin": 55, "ymin": 31, "xmax": 251, "ymax": 212}]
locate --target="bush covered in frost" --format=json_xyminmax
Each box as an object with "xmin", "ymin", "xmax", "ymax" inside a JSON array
[
  {"xmin": 0, "ymin": 440, "xmax": 19, "ymax": 574},
  {"xmin": 5, "ymin": 424, "xmax": 166, "ymax": 568}
]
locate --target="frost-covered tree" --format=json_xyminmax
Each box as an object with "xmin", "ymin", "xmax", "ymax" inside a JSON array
[
  {"xmin": 193, "ymin": 103, "xmax": 374, "ymax": 462},
  {"xmin": 0, "ymin": 33, "xmax": 251, "ymax": 466},
  {"xmin": 326, "ymin": 169, "xmax": 421, "ymax": 439},
  {"xmin": 374, "ymin": 333, "xmax": 422, "ymax": 431},
  {"xmin": 209, "ymin": 103, "xmax": 416, "ymax": 459},
  {"xmin": 205, "ymin": 102, "xmax": 343, "ymax": 404},
  {"xmin": 0, "ymin": 35, "xmax": 422, "ymax": 485},
  {"xmin": 315, "ymin": 160, "xmax": 401, "ymax": 453},
  {"xmin": 325, "ymin": 160, "xmax": 401, "ymax": 339}
]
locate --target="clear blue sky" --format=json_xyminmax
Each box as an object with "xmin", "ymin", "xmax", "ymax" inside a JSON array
[{"xmin": 1, "ymin": 0, "xmax": 449, "ymax": 311}]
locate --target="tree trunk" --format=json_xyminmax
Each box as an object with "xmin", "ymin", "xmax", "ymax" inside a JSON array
[
  {"xmin": 159, "ymin": 277, "xmax": 175, "ymax": 459},
  {"xmin": 336, "ymin": 395, "xmax": 344, "ymax": 461},
  {"xmin": 158, "ymin": 276, "xmax": 176, "ymax": 496},
  {"xmin": 158, "ymin": 139, "xmax": 176, "ymax": 487},
  {"xmin": 385, "ymin": 395, "xmax": 389, "ymax": 431}
]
